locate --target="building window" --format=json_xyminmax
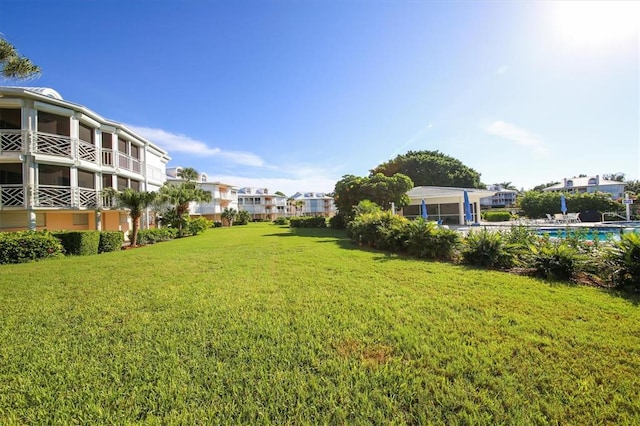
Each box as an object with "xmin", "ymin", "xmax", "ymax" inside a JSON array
[
  {"xmin": 79, "ymin": 123, "xmax": 94, "ymax": 144},
  {"xmin": 0, "ymin": 163, "xmax": 23, "ymax": 184},
  {"xmin": 0, "ymin": 108, "xmax": 21, "ymax": 129},
  {"xmin": 38, "ymin": 165, "xmax": 70, "ymax": 186},
  {"xmin": 130, "ymin": 180, "xmax": 140, "ymax": 191},
  {"xmin": 37, "ymin": 111, "xmax": 70, "ymax": 136},
  {"xmin": 102, "ymin": 174, "xmax": 113, "ymax": 189},
  {"xmin": 118, "ymin": 138, "xmax": 128, "ymax": 154},
  {"xmin": 566, "ymin": 180, "xmax": 573, "ymax": 187},
  {"xmin": 102, "ymin": 133, "xmax": 113, "ymax": 149},
  {"xmin": 130, "ymin": 144, "xmax": 140, "ymax": 160},
  {"xmin": 72, "ymin": 213, "xmax": 89, "ymax": 226},
  {"xmin": 78, "ymin": 170, "xmax": 95, "ymax": 189},
  {"xmin": 588, "ymin": 178, "xmax": 597, "ymax": 185},
  {"xmin": 117, "ymin": 176, "xmax": 128, "ymax": 190}
]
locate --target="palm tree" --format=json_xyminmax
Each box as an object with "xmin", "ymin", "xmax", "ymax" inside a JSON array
[
  {"xmin": 177, "ymin": 167, "xmax": 199, "ymax": 182},
  {"xmin": 103, "ymin": 188, "xmax": 157, "ymax": 247},
  {"xmin": 295, "ymin": 200, "xmax": 305, "ymax": 216},
  {"xmin": 159, "ymin": 167, "xmax": 211, "ymax": 236},
  {"xmin": 221, "ymin": 207, "xmax": 238, "ymax": 227},
  {"xmin": 0, "ymin": 37, "xmax": 40, "ymax": 80}
]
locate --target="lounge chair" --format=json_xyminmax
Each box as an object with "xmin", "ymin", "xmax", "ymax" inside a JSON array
[
  {"xmin": 554, "ymin": 213, "xmax": 565, "ymax": 223},
  {"xmin": 566, "ymin": 213, "xmax": 581, "ymax": 223},
  {"xmin": 546, "ymin": 214, "xmax": 555, "ymax": 223}
]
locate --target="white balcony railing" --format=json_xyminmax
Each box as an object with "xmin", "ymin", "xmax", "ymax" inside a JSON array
[
  {"xmin": 0, "ymin": 129, "xmax": 25, "ymax": 153},
  {"xmin": 0, "ymin": 184, "xmax": 24, "ymax": 207},
  {"xmin": 102, "ymin": 149, "xmax": 114, "ymax": 166},
  {"xmin": 117, "ymin": 152, "xmax": 142, "ymax": 174},
  {"xmin": 34, "ymin": 185, "xmax": 99, "ymax": 208},
  {"xmin": 77, "ymin": 139, "xmax": 97, "ymax": 163}
]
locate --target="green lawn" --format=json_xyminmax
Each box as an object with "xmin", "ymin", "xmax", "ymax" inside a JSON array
[{"xmin": 1, "ymin": 223, "xmax": 639, "ymax": 424}]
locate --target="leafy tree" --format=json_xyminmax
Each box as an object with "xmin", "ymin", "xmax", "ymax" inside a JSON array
[
  {"xmin": 159, "ymin": 167, "xmax": 211, "ymax": 236},
  {"xmin": 604, "ymin": 173, "xmax": 625, "ymax": 182},
  {"xmin": 103, "ymin": 188, "xmax": 157, "ymax": 247},
  {"xmin": 518, "ymin": 191, "xmax": 621, "ymax": 219},
  {"xmin": 221, "ymin": 207, "xmax": 238, "ymax": 226},
  {"xmin": 0, "ymin": 37, "xmax": 40, "ymax": 80},
  {"xmin": 371, "ymin": 150, "xmax": 483, "ymax": 188},
  {"xmin": 532, "ymin": 181, "xmax": 560, "ymax": 192},
  {"xmin": 295, "ymin": 200, "xmax": 305, "ymax": 216},
  {"xmin": 333, "ymin": 173, "xmax": 413, "ymax": 221},
  {"xmin": 275, "ymin": 191, "xmax": 286, "ymax": 197},
  {"xmin": 625, "ymin": 180, "xmax": 640, "ymax": 196},
  {"xmin": 497, "ymin": 182, "xmax": 517, "ymax": 191},
  {"xmin": 236, "ymin": 210, "xmax": 252, "ymax": 225}
]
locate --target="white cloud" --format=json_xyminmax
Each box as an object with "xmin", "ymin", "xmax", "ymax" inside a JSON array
[
  {"xmin": 127, "ymin": 125, "xmax": 265, "ymax": 167},
  {"xmin": 485, "ymin": 120, "xmax": 548, "ymax": 156}
]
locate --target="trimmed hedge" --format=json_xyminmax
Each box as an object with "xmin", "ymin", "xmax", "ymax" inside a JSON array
[
  {"xmin": 53, "ymin": 231, "xmax": 101, "ymax": 256},
  {"xmin": 483, "ymin": 211, "xmax": 512, "ymax": 222},
  {"xmin": 289, "ymin": 216, "xmax": 327, "ymax": 228},
  {"xmin": 0, "ymin": 231, "xmax": 64, "ymax": 264},
  {"xmin": 98, "ymin": 231, "xmax": 124, "ymax": 253},
  {"xmin": 135, "ymin": 228, "xmax": 179, "ymax": 245}
]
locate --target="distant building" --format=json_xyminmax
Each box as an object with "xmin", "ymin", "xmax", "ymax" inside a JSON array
[
  {"xmin": 289, "ymin": 192, "xmax": 336, "ymax": 217},
  {"xmin": 404, "ymin": 186, "xmax": 496, "ymax": 225},
  {"xmin": 543, "ymin": 175, "xmax": 625, "ymax": 200},
  {"xmin": 480, "ymin": 184, "xmax": 518, "ymax": 208},
  {"xmin": 237, "ymin": 188, "xmax": 287, "ymax": 221},
  {"xmin": 165, "ymin": 166, "xmax": 238, "ymax": 224}
]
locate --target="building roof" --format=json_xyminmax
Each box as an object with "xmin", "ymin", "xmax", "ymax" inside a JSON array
[
  {"xmin": 291, "ymin": 191, "xmax": 333, "ymax": 199},
  {"xmin": 543, "ymin": 176, "xmax": 623, "ymax": 191},
  {"xmin": 407, "ymin": 186, "xmax": 496, "ymax": 199}
]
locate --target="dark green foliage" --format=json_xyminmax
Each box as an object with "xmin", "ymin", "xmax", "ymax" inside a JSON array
[
  {"xmin": 53, "ymin": 231, "xmax": 100, "ymax": 256},
  {"xmin": 483, "ymin": 211, "xmax": 512, "ymax": 222},
  {"xmin": 403, "ymin": 219, "xmax": 460, "ymax": 260},
  {"xmin": 235, "ymin": 210, "xmax": 252, "ymax": 226},
  {"xmin": 328, "ymin": 214, "xmax": 347, "ymax": 229},
  {"xmin": 135, "ymin": 228, "xmax": 179, "ymax": 245},
  {"xmin": 528, "ymin": 241, "xmax": 584, "ymax": 281},
  {"xmin": 0, "ymin": 231, "xmax": 63, "ymax": 264},
  {"xmin": 462, "ymin": 230, "xmax": 514, "ymax": 268},
  {"xmin": 273, "ymin": 217, "xmax": 289, "ymax": 225},
  {"xmin": 347, "ymin": 211, "xmax": 406, "ymax": 248},
  {"xmin": 289, "ymin": 217, "xmax": 327, "ymax": 228},
  {"xmin": 98, "ymin": 231, "xmax": 124, "ymax": 253},
  {"xmin": 333, "ymin": 173, "xmax": 413, "ymax": 221},
  {"xmin": 188, "ymin": 217, "xmax": 212, "ymax": 235},
  {"xmin": 372, "ymin": 150, "xmax": 483, "ymax": 188},
  {"xmin": 519, "ymin": 191, "xmax": 621, "ymax": 219},
  {"xmin": 213, "ymin": 222, "xmax": 223, "ymax": 228},
  {"xmin": 0, "ymin": 37, "xmax": 41, "ymax": 80},
  {"xmin": 607, "ymin": 233, "xmax": 640, "ymax": 291}
]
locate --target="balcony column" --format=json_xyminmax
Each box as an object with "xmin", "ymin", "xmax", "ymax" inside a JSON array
[
  {"xmin": 23, "ymin": 154, "xmax": 37, "ymax": 230},
  {"xmin": 71, "ymin": 114, "xmax": 80, "ymax": 159},
  {"xmin": 70, "ymin": 167, "xmax": 78, "ymax": 208}
]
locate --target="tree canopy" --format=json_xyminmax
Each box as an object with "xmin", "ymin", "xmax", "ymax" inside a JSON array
[
  {"xmin": 518, "ymin": 191, "xmax": 621, "ymax": 219},
  {"xmin": 159, "ymin": 167, "xmax": 211, "ymax": 235},
  {"xmin": 103, "ymin": 188, "xmax": 157, "ymax": 247},
  {"xmin": 333, "ymin": 173, "xmax": 413, "ymax": 221},
  {"xmin": 0, "ymin": 37, "xmax": 40, "ymax": 80},
  {"xmin": 371, "ymin": 150, "xmax": 483, "ymax": 188}
]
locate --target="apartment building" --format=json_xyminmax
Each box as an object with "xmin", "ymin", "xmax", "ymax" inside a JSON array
[
  {"xmin": 289, "ymin": 192, "xmax": 336, "ymax": 217},
  {"xmin": 165, "ymin": 166, "xmax": 238, "ymax": 223},
  {"xmin": 480, "ymin": 184, "xmax": 518, "ymax": 208},
  {"xmin": 0, "ymin": 86, "xmax": 170, "ymax": 233},
  {"xmin": 237, "ymin": 187, "xmax": 287, "ymax": 221}
]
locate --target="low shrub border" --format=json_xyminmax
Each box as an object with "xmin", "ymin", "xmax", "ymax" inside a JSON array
[
  {"xmin": 0, "ymin": 231, "xmax": 64, "ymax": 264},
  {"xmin": 53, "ymin": 231, "xmax": 101, "ymax": 256}
]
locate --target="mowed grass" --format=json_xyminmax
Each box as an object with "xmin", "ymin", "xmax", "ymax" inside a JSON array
[{"xmin": 1, "ymin": 223, "xmax": 639, "ymax": 424}]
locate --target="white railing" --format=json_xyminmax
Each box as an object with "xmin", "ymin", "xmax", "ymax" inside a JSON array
[
  {"xmin": 0, "ymin": 184, "xmax": 24, "ymax": 207},
  {"xmin": 0, "ymin": 129, "xmax": 24, "ymax": 153},
  {"xmin": 77, "ymin": 187, "xmax": 98, "ymax": 208},
  {"xmin": 101, "ymin": 194, "xmax": 118, "ymax": 209},
  {"xmin": 117, "ymin": 153, "xmax": 142, "ymax": 174},
  {"xmin": 77, "ymin": 139, "xmax": 97, "ymax": 163},
  {"xmin": 35, "ymin": 185, "xmax": 72, "ymax": 207},
  {"xmin": 102, "ymin": 149, "xmax": 114, "ymax": 166},
  {"xmin": 34, "ymin": 132, "xmax": 73, "ymax": 158}
]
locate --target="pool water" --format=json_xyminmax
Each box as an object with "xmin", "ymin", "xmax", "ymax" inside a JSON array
[{"xmin": 536, "ymin": 226, "xmax": 640, "ymax": 242}]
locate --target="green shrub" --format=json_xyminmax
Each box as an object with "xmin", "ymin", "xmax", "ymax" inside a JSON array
[
  {"xmin": 188, "ymin": 217, "xmax": 212, "ymax": 235},
  {"xmin": 329, "ymin": 214, "xmax": 347, "ymax": 230},
  {"xmin": 482, "ymin": 211, "xmax": 512, "ymax": 222},
  {"xmin": 53, "ymin": 231, "xmax": 100, "ymax": 256},
  {"xmin": 290, "ymin": 217, "xmax": 327, "ymax": 228},
  {"xmin": 347, "ymin": 211, "xmax": 400, "ymax": 247},
  {"xmin": 462, "ymin": 229, "xmax": 514, "ymax": 268},
  {"xmin": 98, "ymin": 231, "xmax": 124, "ymax": 253},
  {"xmin": 135, "ymin": 228, "xmax": 179, "ymax": 245},
  {"xmin": 213, "ymin": 221, "xmax": 223, "ymax": 228},
  {"xmin": 404, "ymin": 219, "xmax": 460, "ymax": 260},
  {"xmin": 529, "ymin": 241, "xmax": 584, "ymax": 281},
  {"xmin": 377, "ymin": 218, "xmax": 410, "ymax": 252},
  {"xmin": 273, "ymin": 217, "xmax": 289, "ymax": 226},
  {"xmin": 235, "ymin": 211, "xmax": 252, "ymax": 226},
  {"xmin": 606, "ymin": 233, "xmax": 640, "ymax": 291},
  {"xmin": 0, "ymin": 231, "xmax": 64, "ymax": 264}
]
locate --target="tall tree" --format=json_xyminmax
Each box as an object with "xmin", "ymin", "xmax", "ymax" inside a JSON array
[
  {"xmin": 333, "ymin": 173, "xmax": 413, "ymax": 221},
  {"xmin": 604, "ymin": 173, "xmax": 625, "ymax": 182},
  {"xmin": 159, "ymin": 167, "xmax": 211, "ymax": 236},
  {"xmin": 0, "ymin": 37, "xmax": 41, "ymax": 80},
  {"xmin": 371, "ymin": 150, "xmax": 483, "ymax": 188},
  {"xmin": 103, "ymin": 188, "xmax": 157, "ymax": 247}
]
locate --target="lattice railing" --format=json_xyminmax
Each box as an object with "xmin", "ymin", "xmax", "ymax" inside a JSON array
[
  {"xmin": 77, "ymin": 187, "xmax": 98, "ymax": 208},
  {"xmin": 35, "ymin": 185, "xmax": 72, "ymax": 207},
  {"xmin": 77, "ymin": 139, "xmax": 97, "ymax": 162},
  {"xmin": 0, "ymin": 129, "xmax": 24, "ymax": 153},
  {"xmin": 34, "ymin": 132, "xmax": 73, "ymax": 158},
  {"xmin": 0, "ymin": 185, "xmax": 24, "ymax": 208}
]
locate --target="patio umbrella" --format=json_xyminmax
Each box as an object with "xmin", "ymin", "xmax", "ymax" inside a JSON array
[
  {"xmin": 421, "ymin": 199, "xmax": 428, "ymax": 220},
  {"xmin": 560, "ymin": 194, "xmax": 567, "ymax": 214},
  {"xmin": 463, "ymin": 191, "xmax": 472, "ymax": 223}
]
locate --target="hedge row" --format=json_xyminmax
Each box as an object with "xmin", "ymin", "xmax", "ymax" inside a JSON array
[
  {"xmin": 133, "ymin": 228, "xmax": 179, "ymax": 245},
  {"xmin": 0, "ymin": 231, "xmax": 64, "ymax": 264},
  {"xmin": 289, "ymin": 216, "xmax": 327, "ymax": 228}
]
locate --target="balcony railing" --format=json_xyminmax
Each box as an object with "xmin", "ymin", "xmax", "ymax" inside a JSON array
[
  {"xmin": 102, "ymin": 149, "xmax": 114, "ymax": 166},
  {"xmin": 77, "ymin": 139, "xmax": 97, "ymax": 162},
  {"xmin": 34, "ymin": 185, "xmax": 99, "ymax": 208},
  {"xmin": 33, "ymin": 132, "xmax": 73, "ymax": 158},
  {"xmin": 117, "ymin": 152, "xmax": 142, "ymax": 174},
  {"xmin": 0, "ymin": 129, "xmax": 25, "ymax": 153},
  {"xmin": 0, "ymin": 184, "xmax": 24, "ymax": 208}
]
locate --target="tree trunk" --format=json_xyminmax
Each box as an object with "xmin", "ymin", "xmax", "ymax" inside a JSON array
[{"xmin": 131, "ymin": 215, "xmax": 140, "ymax": 247}]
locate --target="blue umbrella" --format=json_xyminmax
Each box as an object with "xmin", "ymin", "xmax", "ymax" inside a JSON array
[
  {"xmin": 421, "ymin": 199, "xmax": 428, "ymax": 220},
  {"xmin": 463, "ymin": 191, "xmax": 472, "ymax": 223},
  {"xmin": 560, "ymin": 194, "xmax": 567, "ymax": 214}
]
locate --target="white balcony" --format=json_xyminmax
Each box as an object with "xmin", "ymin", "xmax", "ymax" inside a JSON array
[
  {"xmin": 0, "ymin": 129, "xmax": 25, "ymax": 154},
  {"xmin": 34, "ymin": 185, "xmax": 99, "ymax": 209},
  {"xmin": 0, "ymin": 184, "xmax": 24, "ymax": 208}
]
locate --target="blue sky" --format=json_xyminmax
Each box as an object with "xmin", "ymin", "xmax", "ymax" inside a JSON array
[{"xmin": 1, "ymin": 0, "xmax": 638, "ymax": 195}]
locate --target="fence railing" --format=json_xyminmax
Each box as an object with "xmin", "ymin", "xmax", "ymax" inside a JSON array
[
  {"xmin": 33, "ymin": 185, "xmax": 99, "ymax": 208},
  {"xmin": 0, "ymin": 129, "xmax": 25, "ymax": 153},
  {"xmin": 0, "ymin": 184, "xmax": 24, "ymax": 208}
]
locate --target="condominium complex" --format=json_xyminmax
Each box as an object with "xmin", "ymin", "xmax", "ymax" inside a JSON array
[
  {"xmin": 0, "ymin": 86, "xmax": 170, "ymax": 233},
  {"xmin": 166, "ymin": 166, "xmax": 238, "ymax": 223},
  {"xmin": 289, "ymin": 192, "xmax": 336, "ymax": 217},
  {"xmin": 237, "ymin": 187, "xmax": 287, "ymax": 221}
]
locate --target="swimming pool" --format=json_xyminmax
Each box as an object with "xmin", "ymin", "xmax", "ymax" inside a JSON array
[{"xmin": 536, "ymin": 222, "xmax": 640, "ymax": 242}]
